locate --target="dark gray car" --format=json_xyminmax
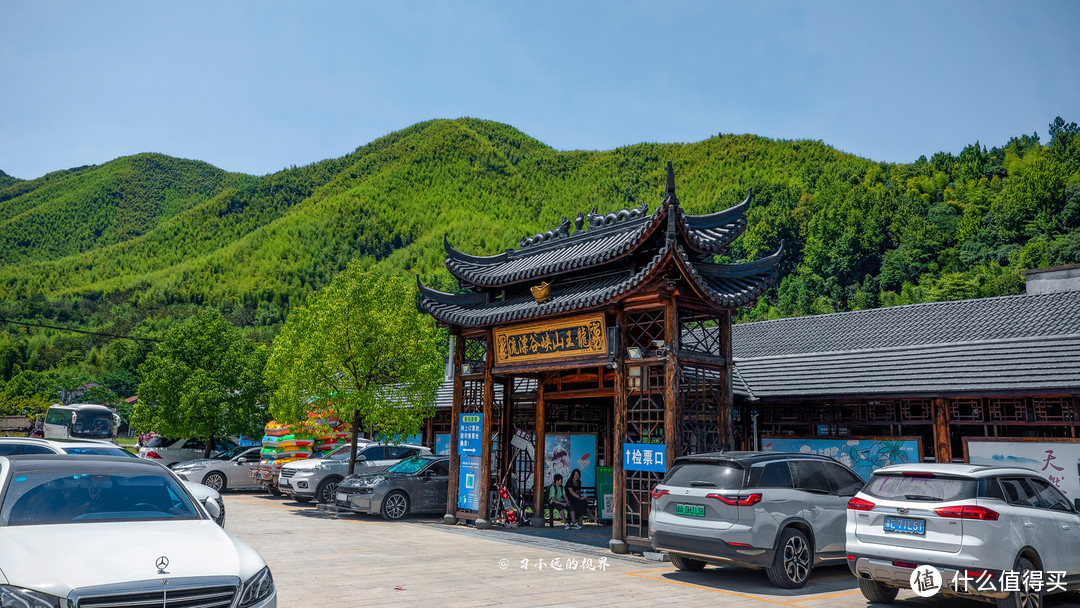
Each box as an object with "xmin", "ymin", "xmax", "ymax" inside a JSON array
[
  {"xmin": 334, "ymin": 455, "xmax": 449, "ymax": 520},
  {"xmin": 649, "ymin": 451, "xmax": 865, "ymax": 588}
]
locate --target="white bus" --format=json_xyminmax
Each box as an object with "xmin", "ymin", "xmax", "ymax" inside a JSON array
[{"xmin": 43, "ymin": 403, "xmax": 119, "ymax": 441}]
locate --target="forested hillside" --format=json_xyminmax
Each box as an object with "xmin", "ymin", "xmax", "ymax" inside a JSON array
[{"xmin": 1, "ymin": 116, "xmax": 1078, "ymax": 412}]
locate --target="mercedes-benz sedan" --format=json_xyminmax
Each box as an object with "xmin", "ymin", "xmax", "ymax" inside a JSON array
[{"xmin": 0, "ymin": 455, "xmax": 275, "ymax": 607}]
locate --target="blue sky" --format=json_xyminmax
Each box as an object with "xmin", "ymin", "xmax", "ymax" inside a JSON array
[{"xmin": 2, "ymin": 1, "xmax": 1078, "ymax": 180}]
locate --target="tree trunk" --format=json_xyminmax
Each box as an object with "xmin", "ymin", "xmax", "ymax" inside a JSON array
[
  {"xmin": 204, "ymin": 435, "xmax": 214, "ymax": 459},
  {"xmin": 347, "ymin": 411, "xmax": 363, "ymax": 475}
]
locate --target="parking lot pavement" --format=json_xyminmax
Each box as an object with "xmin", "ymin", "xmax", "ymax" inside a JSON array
[{"xmin": 222, "ymin": 494, "xmax": 1079, "ymax": 608}]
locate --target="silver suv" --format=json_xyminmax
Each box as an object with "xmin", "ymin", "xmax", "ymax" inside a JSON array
[
  {"xmin": 279, "ymin": 442, "xmax": 431, "ymax": 504},
  {"xmin": 846, "ymin": 463, "xmax": 1080, "ymax": 607},
  {"xmin": 649, "ymin": 451, "xmax": 865, "ymax": 588}
]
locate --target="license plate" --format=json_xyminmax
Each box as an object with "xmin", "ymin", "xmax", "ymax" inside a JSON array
[
  {"xmin": 278, "ymin": 478, "xmax": 289, "ymax": 486},
  {"xmin": 883, "ymin": 516, "xmax": 925, "ymax": 535},
  {"xmin": 336, "ymin": 492, "xmax": 348, "ymax": 502},
  {"xmin": 675, "ymin": 503, "xmax": 705, "ymax": 518}
]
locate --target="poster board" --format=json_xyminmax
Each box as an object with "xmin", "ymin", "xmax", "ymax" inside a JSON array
[
  {"xmin": 761, "ymin": 435, "xmax": 923, "ymax": 480},
  {"xmin": 524, "ymin": 433, "xmax": 597, "ymax": 490},
  {"xmin": 965, "ymin": 438, "xmax": 1080, "ymax": 499}
]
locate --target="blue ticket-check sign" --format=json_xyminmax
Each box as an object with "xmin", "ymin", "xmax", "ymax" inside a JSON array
[
  {"xmin": 458, "ymin": 413, "xmax": 483, "ymax": 456},
  {"xmin": 623, "ymin": 443, "xmax": 667, "ymax": 472}
]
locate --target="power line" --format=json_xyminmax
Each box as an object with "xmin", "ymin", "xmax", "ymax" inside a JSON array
[{"xmin": 0, "ymin": 318, "xmax": 160, "ymax": 343}]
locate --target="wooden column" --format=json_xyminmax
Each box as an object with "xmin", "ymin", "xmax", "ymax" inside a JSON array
[
  {"xmin": 720, "ymin": 310, "xmax": 734, "ymax": 450},
  {"xmin": 610, "ymin": 308, "xmax": 629, "ymax": 553},
  {"xmin": 445, "ymin": 332, "xmax": 464, "ymax": 523},
  {"xmin": 531, "ymin": 379, "xmax": 547, "ymax": 528},
  {"xmin": 664, "ymin": 295, "xmax": 679, "ymax": 464},
  {"xmin": 500, "ymin": 376, "xmax": 513, "ymax": 488},
  {"xmin": 933, "ymin": 397, "xmax": 952, "ymax": 463},
  {"xmin": 476, "ymin": 331, "xmax": 495, "ymax": 528}
]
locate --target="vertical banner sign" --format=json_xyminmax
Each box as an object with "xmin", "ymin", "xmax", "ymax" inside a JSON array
[
  {"xmin": 458, "ymin": 456, "xmax": 481, "ymax": 510},
  {"xmin": 457, "ymin": 413, "xmax": 483, "ymax": 456},
  {"xmin": 623, "ymin": 442, "xmax": 667, "ymax": 473}
]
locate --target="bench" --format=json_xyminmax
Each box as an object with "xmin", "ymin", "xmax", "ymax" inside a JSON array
[{"xmin": 544, "ymin": 485, "xmax": 597, "ymax": 527}]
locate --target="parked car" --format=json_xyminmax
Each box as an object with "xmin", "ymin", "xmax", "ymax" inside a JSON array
[
  {"xmin": 0, "ymin": 437, "xmax": 227, "ymax": 526},
  {"xmin": 139, "ymin": 436, "xmax": 237, "ymax": 467},
  {"xmin": 335, "ymin": 455, "xmax": 449, "ymax": 520},
  {"xmin": 0, "ymin": 454, "xmax": 275, "ymax": 607},
  {"xmin": 649, "ymin": 451, "xmax": 866, "ymax": 588},
  {"xmin": 279, "ymin": 442, "xmax": 432, "ymax": 504},
  {"xmin": 172, "ymin": 445, "xmax": 263, "ymax": 491},
  {"xmin": 846, "ymin": 463, "xmax": 1080, "ymax": 607}
]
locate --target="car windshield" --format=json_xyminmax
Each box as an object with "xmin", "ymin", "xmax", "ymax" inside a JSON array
[
  {"xmin": 864, "ymin": 474, "xmax": 977, "ymax": 502},
  {"xmin": 1, "ymin": 461, "xmax": 200, "ymax": 526},
  {"xmin": 387, "ymin": 457, "xmax": 430, "ymax": 474},
  {"xmin": 213, "ymin": 446, "xmax": 256, "ymax": 461},
  {"xmin": 70, "ymin": 411, "xmax": 113, "ymax": 437},
  {"xmin": 62, "ymin": 446, "xmax": 135, "ymax": 458}
]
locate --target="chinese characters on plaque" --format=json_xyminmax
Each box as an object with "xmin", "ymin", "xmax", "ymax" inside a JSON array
[{"xmin": 494, "ymin": 313, "xmax": 607, "ymax": 366}]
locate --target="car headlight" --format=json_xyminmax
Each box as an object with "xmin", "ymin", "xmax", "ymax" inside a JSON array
[
  {"xmin": 0, "ymin": 585, "xmax": 63, "ymax": 608},
  {"xmin": 237, "ymin": 566, "xmax": 274, "ymax": 608}
]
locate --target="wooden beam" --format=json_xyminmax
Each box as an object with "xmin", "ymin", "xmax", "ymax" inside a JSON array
[
  {"xmin": 445, "ymin": 331, "xmax": 465, "ymax": 522},
  {"xmin": 664, "ymin": 293, "xmax": 679, "ymax": 462},
  {"xmin": 720, "ymin": 310, "xmax": 734, "ymax": 449}
]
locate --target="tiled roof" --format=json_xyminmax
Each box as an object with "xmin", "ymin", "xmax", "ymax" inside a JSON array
[
  {"xmin": 675, "ymin": 190, "xmax": 750, "ymax": 254},
  {"xmin": 443, "ymin": 206, "xmax": 666, "ymax": 288},
  {"xmin": 731, "ymin": 290, "xmax": 1080, "ymax": 399},
  {"xmin": 733, "ymin": 290, "xmax": 1080, "ymax": 359},
  {"xmin": 420, "ymin": 243, "xmax": 783, "ymax": 328}
]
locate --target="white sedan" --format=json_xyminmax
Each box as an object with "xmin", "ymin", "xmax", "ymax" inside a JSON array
[
  {"xmin": 173, "ymin": 445, "xmax": 263, "ymax": 491},
  {"xmin": 0, "ymin": 454, "xmax": 275, "ymax": 607}
]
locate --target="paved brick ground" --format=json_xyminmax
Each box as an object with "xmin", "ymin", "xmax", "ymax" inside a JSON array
[{"xmin": 223, "ymin": 493, "xmax": 1078, "ymax": 608}]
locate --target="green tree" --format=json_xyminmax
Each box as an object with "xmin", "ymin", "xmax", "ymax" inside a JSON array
[
  {"xmin": 133, "ymin": 310, "xmax": 269, "ymax": 457},
  {"xmin": 265, "ymin": 264, "xmax": 442, "ymax": 475}
]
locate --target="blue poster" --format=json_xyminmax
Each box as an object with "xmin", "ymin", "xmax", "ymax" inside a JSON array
[
  {"xmin": 531, "ymin": 434, "xmax": 598, "ymax": 490},
  {"xmin": 623, "ymin": 443, "xmax": 668, "ymax": 473},
  {"xmin": 458, "ymin": 413, "xmax": 483, "ymax": 456},
  {"xmin": 761, "ymin": 437, "xmax": 920, "ymax": 480},
  {"xmin": 458, "ymin": 455, "xmax": 481, "ymax": 510}
]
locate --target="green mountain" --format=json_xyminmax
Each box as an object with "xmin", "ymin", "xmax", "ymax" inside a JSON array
[{"xmin": 1, "ymin": 117, "xmax": 1078, "ymax": 403}]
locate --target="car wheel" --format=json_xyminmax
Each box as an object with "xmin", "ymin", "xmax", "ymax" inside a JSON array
[
  {"xmin": 858, "ymin": 579, "xmax": 899, "ymax": 603},
  {"xmin": 669, "ymin": 554, "xmax": 707, "ymax": 572},
  {"xmin": 381, "ymin": 491, "xmax": 409, "ymax": 520},
  {"xmin": 315, "ymin": 477, "xmax": 342, "ymax": 504},
  {"xmin": 202, "ymin": 471, "xmax": 226, "ymax": 492},
  {"xmin": 766, "ymin": 528, "xmax": 812, "ymax": 588},
  {"xmin": 996, "ymin": 556, "xmax": 1042, "ymax": 608}
]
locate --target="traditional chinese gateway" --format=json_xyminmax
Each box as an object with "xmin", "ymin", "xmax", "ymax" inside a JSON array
[{"xmin": 418, "ymin": 162, "xmax": 781, "ymax": 550}]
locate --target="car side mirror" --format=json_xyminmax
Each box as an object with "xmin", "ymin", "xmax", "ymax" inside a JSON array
[
  {"xmin": 423, "ymin": 470, "xmax": 436, "ymax": 479},
  {"xmin": 202, "ymin": 497, "xmax": 222, "ymax": 524},
  {"xmin": 1074, "ymin": 498, "xmax": 1080, "ymax": 512},
  {"xmin": 357, "ymin": 455, "xmax": 367, "ymax": 462}
]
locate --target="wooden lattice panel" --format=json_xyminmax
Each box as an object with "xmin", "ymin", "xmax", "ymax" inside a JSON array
[
  {"xmin": 899, "ymin": 400, "xmax": 932, "ymax": 422},
  {"xmin": 948, "ymin": 398, "xmax": 983, "ymax": 422},
  {"xmin": 988, "ymin": 398, "xmax": 1027, "ymax": 422},
  {"xmin": 679, "ymin": 364, "xmax": 722, "ymax": 455},
  {"xmin": 464, "ymin": 337, "xmax": 487, "ymax": 372},
  {"xmin": 863, "ymin": 401, "xmax": 897, "ymax": 422},
  {"xmin": 625, "ymin": 469, "xmax": 664, "ymax": 541},
  {"xmin": 680, "ymin": 316, "xmax": 721, "ymax": 356},
  {"xmin": 1033, "ymin": 398, "xmax": 1076, "ymax": 422},
  {"xmin": 626, "ymin": 310, "xmax": 666, "ymax": 350}
]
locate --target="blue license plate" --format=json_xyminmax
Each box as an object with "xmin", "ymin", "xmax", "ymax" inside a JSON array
[{"xmin": 883, "ymin": 516, "xmax": 925, "ymax": 535}]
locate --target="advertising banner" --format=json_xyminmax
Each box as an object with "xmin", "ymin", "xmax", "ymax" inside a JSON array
[
  {"xmin": 966, "ymin": 438, "xmax": 1080, "ymax": 499},
  {"xmin": 761, "ymin": 436, "xmax": 922, "ymax": 480},
  {"xmin": 457, "ymin": 455, "xmax": 481, "ymax": 510}
]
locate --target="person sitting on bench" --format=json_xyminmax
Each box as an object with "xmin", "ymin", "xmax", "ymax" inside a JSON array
[
  {"xmin": 565, "ymin": 469, "xmax": 586, "ymax": 529},
  {"xmin": 548, "ymin": 474, "xmax": 572, "ymax": 529}
]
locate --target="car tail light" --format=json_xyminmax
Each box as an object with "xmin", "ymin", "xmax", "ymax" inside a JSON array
[
  {"xmin": 966, "ymin": 569, "xmax": 995, "ymax": 579},
  {"xmin": 707, "ymin": 492, "xmax": 762, "ymax": 506},
  {"xmin": 145, "ymin": 451, "xmax": 162, "ymax": 459},
  {"xmin": 847, "ymin": 497, "xmax": 875, "ymax": 511},
  {"xmin": 846, "ymin": 555, "xmax": 856, "ymax": 561},
  {"xmin": 651, "ymin": 488, "xmax": 670, "ymax": 500},
  {"xmin": 934, "ymin": 505, "xmax": 999, "ymax": 521},
  {"xmin": 893, "ymin": 561, "xmax": 918, "ymax": 569},
  {"xmin": 727, "ymin": 541, "xmax": 752, "ymax": 547}
]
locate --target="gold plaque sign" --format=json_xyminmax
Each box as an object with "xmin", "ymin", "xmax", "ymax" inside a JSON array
[{"xmin": 494, "ymin": 313, "xmax": 607, "ymax": 366}]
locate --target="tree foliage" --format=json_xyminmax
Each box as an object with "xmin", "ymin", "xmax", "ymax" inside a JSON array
[
  {"xmin": 132, "ymin": 311, "xmax": 269, "ymax": 455},
  {"xmin": 265, "ymin": 264, "xmax": 442, "ymax": 474}
]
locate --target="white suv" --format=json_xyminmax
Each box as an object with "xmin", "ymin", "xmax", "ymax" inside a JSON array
[
  {"xmin": 279, "ymin": 442, "xmax": 431, "ymax": 504},
  {"xmin": 846, "ymin": 463, "xmax": 1080, "ymax": 607}
]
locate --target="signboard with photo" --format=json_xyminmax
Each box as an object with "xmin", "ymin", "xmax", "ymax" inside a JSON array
[
  {"xmin": 965, "ymin": 438, "xmax": 1080, "ymax": 499},
  {"xmin": 762, "ymin": 436, "xmax": 922, "ymax": 480},
  {"xmin": 524, "ymin": 433, "xmax": 596, "ymax": 490}
]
